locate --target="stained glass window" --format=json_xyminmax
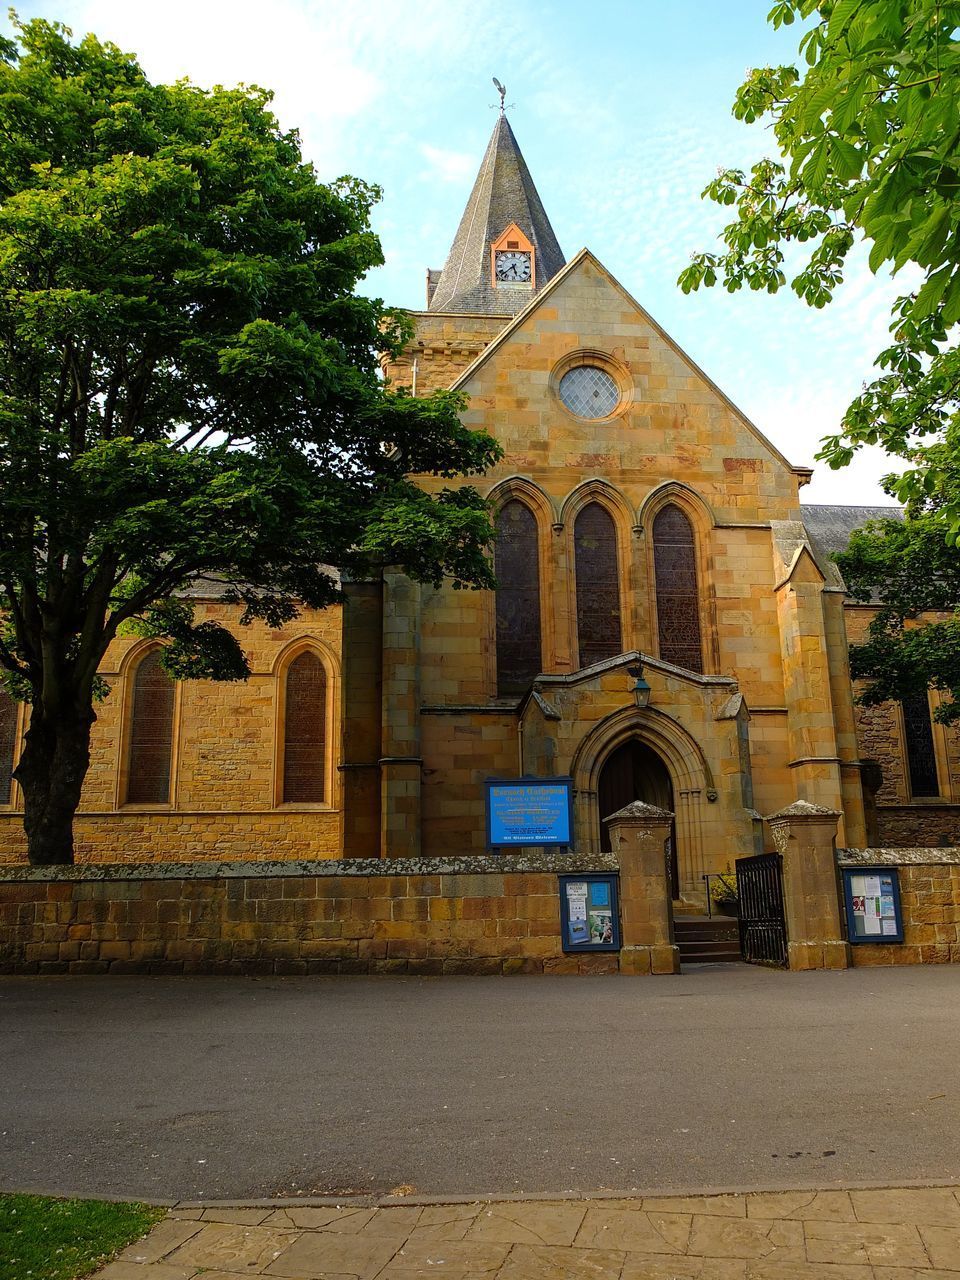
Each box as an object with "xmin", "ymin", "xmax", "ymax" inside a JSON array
[
  {"xmin": 283, "ymin": 651, "xmax": 327, "ymax": 803},
  {"xmin": 127, "ymin": 650, "xmax": 175, "ymax": 804},
  {"xmin": 575, "ymin": 503, "xmax": 622, "ymax": 667},
  {"xmin": 0, "ymin": 690, "xmax": 17, "ymax": 803},
  {"xmin": 653, "ymin": 505, "xmax": 703, "ymax": 673},
  {"xmin": 902, "ymin": 690, "xmax": 940, "ymax": 798},
  {"xmin": 495, "ymin": 500, "xmax": 542, "ymax": 695},
  {"xmin": 558, "ymin": 366, "xmax": 619, "ymax": 418}
]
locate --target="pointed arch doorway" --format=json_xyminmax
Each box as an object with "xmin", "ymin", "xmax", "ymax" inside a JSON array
[{"xmin": 598, "ymin": 740, "xmax": 679, "ymax": 898}]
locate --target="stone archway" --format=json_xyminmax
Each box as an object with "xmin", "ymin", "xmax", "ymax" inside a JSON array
[
  {"xmin": 597, "ymin": 739, "xmax": 679, "ymax": 897},
  {"xmin": 571, "ymin": 705, "xmax": 711, "ymax": 898}
]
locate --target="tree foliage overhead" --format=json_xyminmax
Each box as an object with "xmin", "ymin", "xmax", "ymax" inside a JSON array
[
  {"xmin": 679, "ymin": 0, "xmax": 960, "ymax": 533},
  {"xmin": 0, "ymin": 16, "xmax": 501, "ymax": 863},
  {"xmin": 837, "ymin": 513, "xmax": 960, "ymax": 722}
]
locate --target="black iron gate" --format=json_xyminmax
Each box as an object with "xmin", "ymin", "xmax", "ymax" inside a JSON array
[{"xmin": 735, "ymin": 852, "xmax": 787, "ymax": 967}]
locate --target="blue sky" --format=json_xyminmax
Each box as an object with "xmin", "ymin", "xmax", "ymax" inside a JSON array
[{"xmin": 15, "ymin": 0, "xmax": 905, "ymax": 506}]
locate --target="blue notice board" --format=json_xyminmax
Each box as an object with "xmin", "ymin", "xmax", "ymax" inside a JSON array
[
  {"xmin": 559, "ymin": 874, "xmax": 621, "ymax": 952},
  {"xmin": 486, "ymin": 777, "xmax": 573, "ymax": 848},
  {"xmin": 842, "ymin": 866, "xmax": 904, "ymax": 944}
]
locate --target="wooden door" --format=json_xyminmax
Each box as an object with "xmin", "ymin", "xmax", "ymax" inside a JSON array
[{"xmin": 598, "ymin": 740, "xmax": 679, "ymax": 897}]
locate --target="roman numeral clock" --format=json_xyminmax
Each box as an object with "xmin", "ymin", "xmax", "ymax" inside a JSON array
[
  {"xmin": 495, "ymin": 249, "xmax": 531, "ymax": 282},
  {"xmin": 491, "ymin": 222, "xmax": 535, "ymax": 291}
]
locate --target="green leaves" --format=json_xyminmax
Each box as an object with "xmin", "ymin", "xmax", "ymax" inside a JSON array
[
  {"xmin": 681, "ymin": 0, "xmax": 960, "ymax": 524},
  {"xmin": 0, "ymin": 18, "xmax": 501, "ymax": 724},
  {"xmin": 837, "ymin": 512, "xmax": 960, "ymax": 721}
]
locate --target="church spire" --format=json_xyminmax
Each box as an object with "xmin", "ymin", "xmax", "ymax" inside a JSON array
[{"xmin": 427, "ymin": 113, "xmax": 565, "ymax": 315}]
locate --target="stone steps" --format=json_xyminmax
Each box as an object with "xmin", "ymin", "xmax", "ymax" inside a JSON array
[{"xmin": 674, "ymin": 914, "xmax": 743, "ymax": 965}]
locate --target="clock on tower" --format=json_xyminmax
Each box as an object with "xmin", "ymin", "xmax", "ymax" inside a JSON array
[
  {"xmin": 490, "ymin": 223, "xmax": 535, "ymax": 291},
  {"xmin": 494, "ymin": 250, "xmax": 531, "ymax": 282}
]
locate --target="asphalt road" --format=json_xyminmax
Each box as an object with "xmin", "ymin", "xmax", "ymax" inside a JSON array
[{"xmin": 2, "ymin": 965, "xmax": 960, "ymax": 1202}]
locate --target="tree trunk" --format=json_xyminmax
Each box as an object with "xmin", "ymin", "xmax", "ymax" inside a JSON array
[{"xmin": 14, "ymin": 704, "xmax": 95, "ymax": 865}]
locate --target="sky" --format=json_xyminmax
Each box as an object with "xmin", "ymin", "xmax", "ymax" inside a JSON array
[{"xmin": 14, "ymin": 0, "xmax": 908, "ymax": 507}]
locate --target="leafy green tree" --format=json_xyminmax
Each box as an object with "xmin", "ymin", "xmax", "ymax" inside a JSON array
[
  {"xmin": 836, "ymin": 512, "xmax": 960, "ymax": 722},
  {"xmin": 679, "ymin": 0, "xmax": 960, "ymax": 531},
  {"xmin": 0, "ymin": 17, "xmax": 501, "ymax": 865}
]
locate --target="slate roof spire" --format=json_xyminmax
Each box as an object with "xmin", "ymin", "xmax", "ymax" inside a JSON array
[{"xmin": 427, "ymin": 114, "xmax": 565, "ymax": 315}]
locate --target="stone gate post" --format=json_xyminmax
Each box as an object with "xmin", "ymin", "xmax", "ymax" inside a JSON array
[
  {"xmin": 605, "ymin": 800, "xmax": 679, "ymax": 976},
  {"xmin": 766, "ymin": 800, "xmax": 850, "ymax": 971}
]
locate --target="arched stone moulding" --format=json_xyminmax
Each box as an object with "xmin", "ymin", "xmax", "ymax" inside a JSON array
[{"xmin": 569, "ymin": 701, "xmax": 712, "ymax": 895}]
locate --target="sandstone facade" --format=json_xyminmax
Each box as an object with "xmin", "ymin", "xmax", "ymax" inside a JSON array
[{"xmin": 1, "ymin": 113, "xmax": 956, "ymax": 882}]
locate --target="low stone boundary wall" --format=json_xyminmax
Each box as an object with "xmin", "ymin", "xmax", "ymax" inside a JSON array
[
  {"xmin": 0, "ymin": 854, "xmax": 619, "ymax": 977},
  {"xmin": 838, "ymin": 848, "xmax": 960, "ymax": 966}
]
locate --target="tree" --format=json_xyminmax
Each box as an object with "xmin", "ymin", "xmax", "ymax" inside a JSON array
[
  {"xmin": 0, "ymin": 17, "xmax": 501, "ymax": 865},
  {"xmin": 678, "ymin": 0, "xmax": 960, "ymax": 532},
  {"xmin": 836, "ymin": 512, "xmax": 960, "ymax": 721}
]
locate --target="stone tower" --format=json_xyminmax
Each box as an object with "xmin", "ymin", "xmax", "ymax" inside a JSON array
[{"xmin": 382, "ymin": 113, "xmax": 564, "ymax": 394}]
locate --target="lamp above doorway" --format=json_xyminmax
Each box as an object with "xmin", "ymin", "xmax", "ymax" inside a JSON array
[{"xmin": 627, "ymin": 662, "xmax": 652, "ymax": 709}]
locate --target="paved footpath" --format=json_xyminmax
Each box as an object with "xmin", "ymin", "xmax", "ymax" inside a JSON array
[{"xmin": 97, "ymin": 1185, "xmax": 960, "ymax": 1280}]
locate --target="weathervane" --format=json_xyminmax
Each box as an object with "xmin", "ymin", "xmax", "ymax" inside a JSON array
[{"xmin": 491, "ymin": 77, "xmax": 514, "ymax": 114}]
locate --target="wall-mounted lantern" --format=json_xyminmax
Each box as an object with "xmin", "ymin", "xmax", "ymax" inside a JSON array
[{"xmin": 627, "ymin": 662, "xmax": 651, "ymax": 709}]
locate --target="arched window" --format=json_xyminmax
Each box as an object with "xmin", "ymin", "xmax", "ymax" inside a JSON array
[
  {"xmin": 495, "ymin": 500, "xmax": 542, "ymax": 696},
  {"xmin": 902, "ymin": 690, "xmax": 940, "ymax": 798},
  {"xmin": 0, "ymin": 689, "xmax": 17, "ymax": 804},
  {"xmin": 127, "ymin": 650, "xmax": 175, "ymax": 804},
  {"xmin": 575, "ymin": 503, "xmax": 622, "ymax": 667},
  {"xmin": 282, "ymin": 650, "xmax": 327, "ymax": 803},
  {"xmin": 653, "ymin": 505, "xmax": 703, "ymax": 673}
]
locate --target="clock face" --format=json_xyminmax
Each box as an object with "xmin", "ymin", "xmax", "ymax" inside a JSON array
[{"xmin": 495, "ymin": 250, "xmax": 532, "ymax": 282}]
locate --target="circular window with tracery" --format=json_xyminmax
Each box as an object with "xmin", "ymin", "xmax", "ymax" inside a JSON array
[{"xmin": 558, "ymin": 365, "xmax": 620, "ymax": 418}]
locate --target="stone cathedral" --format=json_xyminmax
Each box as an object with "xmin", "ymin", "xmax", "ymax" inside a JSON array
[{"xmin": 0, "ymin": 114, "xmax": 957, "ymax": 880}]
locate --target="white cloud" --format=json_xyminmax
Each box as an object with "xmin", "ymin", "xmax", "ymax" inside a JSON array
[{"xmin": 419, "ymin": 144, "xmax": 476, "ymax": 185}]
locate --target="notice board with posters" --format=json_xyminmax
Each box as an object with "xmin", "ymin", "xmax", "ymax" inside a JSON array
[
  {"xmin": 842, "ymin": 867, "xmax": 904, "ymax": 944},
  {"xmin": 558, "ymin": 875, "xmax": 621, "ymax": 953},
  {"xmin": 485, "ymin": 777, "xmax": 574, "ymax": 849}
]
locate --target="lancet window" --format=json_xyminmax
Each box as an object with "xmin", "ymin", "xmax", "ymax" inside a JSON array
[
  {"xmin": 653, "ymin": 505, "xmax": 703, "ymax": 673},
  {"xmin": 126, "ymin": 650, "xmax": 175, "ymax": 804},
  {"xmin": 494, "ymin": 500, "xmax": 542, "ymax": 696},
  {"xmin": 0, "ymin": 690, "xmax": 17, "ymax": 804},
  {"xmin": 282, "ymin": 651, "xmax": 328, "ymax": 804},
  {"xmin": 574, "ymin": 503, "xmax": 622, "ymax": 667},
  {"xmin": 901, "ymin": 690, "xmax": 940, "ymax": 798}
]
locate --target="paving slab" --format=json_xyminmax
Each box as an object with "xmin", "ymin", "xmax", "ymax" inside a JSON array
[
  {"xmin": 574, "ymin": 1207, "xmax": 691, "ymax": 1253},
  {"xmin": 806, "ymin": 1220, "xmax": 930, "ymax": 1268},
  {"xmin": 745, "ymin": 1191, "xmax": 856, "ymax": 1222},
  {"xmin": 852, "ymin": 1189, "xmax": 960, "ymax": 1225},
  {"xmin": 463, "ymin": 1202, "xmax": 587, "ymax": 1247},
  {"xmin": 91, "ymin": 1184, "xmax": 960, "ymax": 1280}
]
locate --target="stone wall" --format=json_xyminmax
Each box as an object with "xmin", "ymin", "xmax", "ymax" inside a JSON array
[
  {"xmin": 838, "ymin": 848, "xmax": 960, "ymax": 966},
  {"xmin": 0, "ymin": 853, "xmax": 619, "ymax": 977},
  {"xmin": 380, "ymin": 311, "xmax": 507, "ymax": 394},
  {"xmin": 875, "ymin": 806, "xmax": 960, "ymax": 848},
  {"xmin": 0, "ymin": 598, "xmax": 345, "ymax": 866},
  {"xmin": 0, "ymin": 811, "xmax": 342, "ymax": 865}
]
